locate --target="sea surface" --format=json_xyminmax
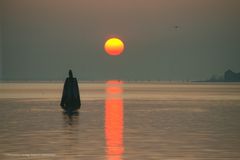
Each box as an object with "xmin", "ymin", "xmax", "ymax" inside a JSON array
[{"xmin": 0, "ymin": 82, "xmax": 240, "ymax": 160}]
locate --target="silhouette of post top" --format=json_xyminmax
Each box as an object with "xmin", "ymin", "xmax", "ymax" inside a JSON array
[
  {"xmin": 60, "ymin": 70, "xmax": 81, "ymax": 114},
  {"xmin": 69, "ymin": 70, "xmax": 73, "ymax": 78}
]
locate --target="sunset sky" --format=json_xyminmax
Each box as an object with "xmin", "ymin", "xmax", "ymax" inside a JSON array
[{"xmin": 0, "ymin": 0, "xmax": 240, "ymax": 81}]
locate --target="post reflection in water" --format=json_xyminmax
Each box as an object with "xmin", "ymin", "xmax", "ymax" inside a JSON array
[{"xmin": 105, "ymin": 80, "xmax": 124, "ymax": 160}]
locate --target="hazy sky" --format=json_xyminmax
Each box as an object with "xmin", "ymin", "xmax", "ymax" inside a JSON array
[
  {"xmin": 1, "ymin": 0, "xmax": 240, "ymax": 81},
  {"xmin": 0, "ymin": 1, "xmax": 3, "ymax": 80}
]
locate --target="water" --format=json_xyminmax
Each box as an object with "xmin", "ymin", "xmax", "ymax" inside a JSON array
[{"xmin": 0, "ymin": 82, "xmax": 240, "ymax": 160}]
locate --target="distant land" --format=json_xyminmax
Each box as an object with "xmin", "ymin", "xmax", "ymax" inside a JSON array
[
  {"xmin": 204, "ymin": 70, "xmax": 240, "ymax": 82},
  {"xmin": 1, "ymin": 69, "xmax": 240, "ymax": 83}
]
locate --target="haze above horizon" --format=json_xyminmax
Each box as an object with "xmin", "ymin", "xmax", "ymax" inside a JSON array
[{"xmin": 0, "ymin": 0, "xmax": 240, "ymax": 81}]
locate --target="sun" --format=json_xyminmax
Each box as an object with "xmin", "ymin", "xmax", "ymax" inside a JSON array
[{"xmin": 104, "ymin": 38, "xmax": 124, "ymax": 56}]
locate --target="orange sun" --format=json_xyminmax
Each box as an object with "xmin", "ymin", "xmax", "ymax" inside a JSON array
[{"xmin": 104, "ymin": 38, "xmax": 124, "ymax": 56}]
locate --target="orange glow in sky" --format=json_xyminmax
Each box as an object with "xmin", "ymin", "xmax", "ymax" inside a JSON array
[
  {"xmin": 104, "ymin": 38, "xmax": 124, "ymax": 56},
  {"xmin": 105, "ymin": 80, "xmax": 124, "ymax": 160}
]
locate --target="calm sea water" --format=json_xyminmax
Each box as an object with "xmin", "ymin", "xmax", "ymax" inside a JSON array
[{"xmin": 0, "ymin": 82, "xmax": 240, "ymax": 160}]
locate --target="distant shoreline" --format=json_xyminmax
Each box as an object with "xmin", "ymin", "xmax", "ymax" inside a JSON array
[{"xmin": 1, "ymin": 80, "xmax": 240, "ymax": 84}]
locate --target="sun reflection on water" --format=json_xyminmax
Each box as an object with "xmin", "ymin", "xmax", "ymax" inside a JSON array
[{"xmin": 105, "ymin": 80, "xmax": 124, "ymax": 160}]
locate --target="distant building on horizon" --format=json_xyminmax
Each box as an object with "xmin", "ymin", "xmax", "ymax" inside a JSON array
[
  {"xmin": 205, "ymin": 69, "xmax": 240, "ymax": 82},
  {"xmin": 224, "ymin": 69, "xmax": 240, "ymax": 82}
]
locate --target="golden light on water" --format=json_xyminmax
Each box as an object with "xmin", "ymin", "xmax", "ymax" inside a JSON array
[{"xmin": 105, "ymin": 80, "xmax": 124, "ymax": 160}]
